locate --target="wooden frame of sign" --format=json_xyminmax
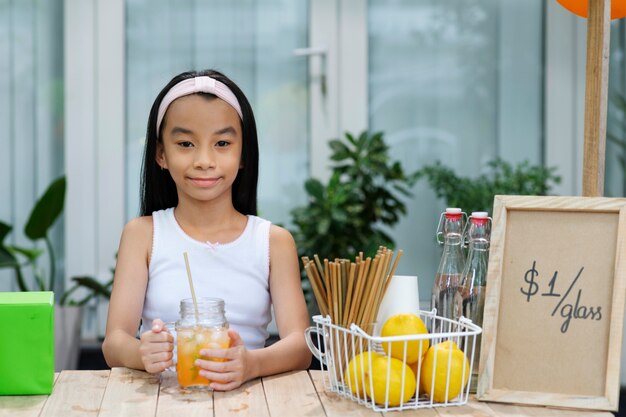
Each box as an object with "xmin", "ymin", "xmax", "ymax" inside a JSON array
[{"xmin": 476, "ymin": 195, "xmax": 626, "ymax": 411}]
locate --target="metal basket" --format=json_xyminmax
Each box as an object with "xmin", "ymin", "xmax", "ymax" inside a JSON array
[{"xmin": 304, "ymin": 310, "xmax": 482, "ymax": 412}]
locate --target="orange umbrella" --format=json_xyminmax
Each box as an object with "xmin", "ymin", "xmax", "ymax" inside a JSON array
[{"xmin": 556, "ymin": 0, "xmax": 626, "ymax": 20}]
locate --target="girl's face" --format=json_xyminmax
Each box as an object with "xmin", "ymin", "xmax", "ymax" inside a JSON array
[{"xmin": 156, "ymin": 94, "xmax": 243, "ymax": 206}]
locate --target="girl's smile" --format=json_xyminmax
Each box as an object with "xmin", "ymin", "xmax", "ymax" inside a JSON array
[{"xmin": 187, "ymin": 176, "xmax": 222, "ymax": 188}]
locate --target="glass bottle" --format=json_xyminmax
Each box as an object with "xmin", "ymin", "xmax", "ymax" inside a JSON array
[
  {"xmin": 454, "ymin": 211, "xmax": 490, "ymax": 391},
  {"xmin": 175, "ymin": 297, "xmax": 230, "ymax": 390},
  {"xmin": 431, "ymin": 208, "xmax": 466, "ymax": 332}
]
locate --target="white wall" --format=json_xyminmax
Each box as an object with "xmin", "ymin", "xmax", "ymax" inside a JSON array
[{"xmin": 64, "ymin": 0, "xmax": 124, "ymax": 338}]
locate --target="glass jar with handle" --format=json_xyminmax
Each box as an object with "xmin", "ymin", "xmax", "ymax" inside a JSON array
[{"xmin": 175, "ymin": 297, "xmax": 230, "ymax": 389}]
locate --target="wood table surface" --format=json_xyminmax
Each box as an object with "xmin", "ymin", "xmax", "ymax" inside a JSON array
[{"xmin": 0, "ymin": 368, "xmax": 614, "ymax": 417}]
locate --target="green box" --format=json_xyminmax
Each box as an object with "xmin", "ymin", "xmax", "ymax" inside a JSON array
[{"xmin": 0, "ymin": 291, "xmax": 54, "ymax": 395}]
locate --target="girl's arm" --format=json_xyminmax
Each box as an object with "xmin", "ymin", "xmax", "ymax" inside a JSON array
[
  {"xmin": 246, "ymin": 225, "xmax": 312, "ymax": 377},
  {"xmin": 193, "ymin": 225, "xmax": 311, "ymax": 390},
  {"xmin": 102, "ymin": 217, "xmax": 172, "ymax": 371}
]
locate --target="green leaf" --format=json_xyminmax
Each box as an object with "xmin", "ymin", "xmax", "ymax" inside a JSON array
[
  {"xmin": 345, "ymin": 132, "xmax": 357, "ymax": 146},
  {"xmin": 25, "ymin": 176, "xmax": 66, "ymax": 240},
  {"xmin": 0, "ymin": 222, "xmax": 11, "ymax": 243},
  {"xmin": 0, "ymin": 222, "xmax": 16, "ymax": 268},
  {"xmin": 72, "ymin": 276, "xmax": 112, "ymax": 298},
  {"xmin": 0, "ymin": 247, "xmax": 18, "ymax": 268},
  {"xmin": 392, "ymin": 184, "xmax": 412, "ymax": 197},
  {"xmin": 9, "ymin": 245, "xmax": 43, "ymax": 263},
  {"xmin": 356, "ymin": 131, "xmax": 369, "ymax": 149},
  {"xmin": 329, "ymin": 140, "xmax": 351, "ymax": 161},
  {"xmin": 330, "ymin": 208, "xmax": 348, "ymax": 223},
  {"xmin": 304, "ymin": 179, "xmax": 324, "ymax": 201},
  {"xmin": 328, "ymin": 172, "xmax": 342, "ymax": 189},
  {"xmin": 60, "ymin": 276, "xmax": 113, "ymax": 305},
  {"xmin": 317, "ymin": 218, "xmax": 330, "ymax": 235}
]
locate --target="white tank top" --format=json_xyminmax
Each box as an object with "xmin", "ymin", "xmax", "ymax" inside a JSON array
[{"xmin": 141, "ymin": 208, "xmax": 272, "ymax": 349}]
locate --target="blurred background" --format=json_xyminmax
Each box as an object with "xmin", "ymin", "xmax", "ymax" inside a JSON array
[{"xmin": 0, "ymin": 0, "xmax": 625, "ymax": 389}]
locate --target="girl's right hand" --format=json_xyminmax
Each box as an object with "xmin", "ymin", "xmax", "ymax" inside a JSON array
[{"xmin": 139, "ymin": 318, "xmax": 174, "ymax": 373}]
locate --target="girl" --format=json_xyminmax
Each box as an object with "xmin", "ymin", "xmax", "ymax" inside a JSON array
[{"xmin": 102, "ymin": 69, "xmax": 312, "ymax": 390}]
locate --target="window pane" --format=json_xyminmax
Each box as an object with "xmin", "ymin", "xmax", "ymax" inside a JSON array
[
  {"xmin": 125, "ymin": 0, "xmax": 309, "ymax": 224},
  {"xmin": 0, "ymin": 0, "xmax": 64, "ymax": 292},
  {"xmin": 368, "ymin": 0, "xmax": 544, "ymax": 301}
]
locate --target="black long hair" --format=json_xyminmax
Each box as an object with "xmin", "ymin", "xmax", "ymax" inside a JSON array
[{"xmin": 140, "ymin": 69, "xmax": 259, "ymax": 216}]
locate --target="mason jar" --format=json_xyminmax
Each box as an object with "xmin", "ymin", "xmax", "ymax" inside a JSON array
[{"xmin": 175, "ymin": 297, "xmax": 230, "ymax": 389}]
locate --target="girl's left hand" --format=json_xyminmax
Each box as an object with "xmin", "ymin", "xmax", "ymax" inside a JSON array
[{"xmin": 195, "ymin": 329, "xmax": 252, "ymax": 391}]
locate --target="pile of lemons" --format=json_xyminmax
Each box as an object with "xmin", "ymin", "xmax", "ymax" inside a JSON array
[{"xmin": 343, "ymin": 313, "xmax": 470, "ymax": 406}]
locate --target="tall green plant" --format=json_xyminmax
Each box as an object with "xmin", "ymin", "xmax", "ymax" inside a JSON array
[
  {"xmin": 59, "ymin": 273, "xmax": 113, "ymax": 306},
  {"xmin": 291, "ymin": 131, "xmax": 418, "ymax": 260},
  {"xmin": 416, "ymin": 159, "xmax": 561, "ymax": 214},
  {"xmin": 0, "ymin": 176, "xmax": 111, "ymax": 305},
  {"xmin": 0, "ymin": 177, "xmax": 66, "ymax": 292}
]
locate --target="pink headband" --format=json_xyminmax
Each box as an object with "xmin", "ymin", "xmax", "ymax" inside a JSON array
[{"xmin": 156, "ymin": 76, "xmax": 243, "ymax": 133}]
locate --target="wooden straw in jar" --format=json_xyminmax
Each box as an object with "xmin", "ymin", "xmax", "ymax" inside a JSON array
[
  {"xmin": 342, "ymin": 261, "xmax": 348, "ymax": 320},
  {"xmin": 303, "ymin": 259, "xmax": 328, "ymax": 316},
  {"xmin": 345, "ymin": 259, "xmax": 363, "ymax": 327},
  {"xmin": 382, "ymin": 249, "xmax": 404, "ymax": 296},
  {"xmin": 359, "ymin": 254, "xmax": 386, "ymax": 328},
  {"xmin": 348, "ymin": 257, "xmax": 370, "ymax": 328},
  {"xmin": 333, "ymin": 262, "xmax": 341, "ymax": 323},
  {"xmin": 312, "ymin": 262, "xmax": 331, "ymax": 317},
  {"xmin": 323, "ymin": 258, "xmax": 332, "ymax": 318},
  {"xmin": 314, "ymin": 254, "xmax": 324, "ymax": 278},
  {"xmin": 368, "ymin": 249, "xmax": 392, "ymax": 320},
  {"xmin": 342, "ymin": 262, "xmax": 356, "ymax": 327},
  {"xmin": 333, "ymin": 262, "xmax": 342, "ymax": 325},
  {"xmin": 355, "ymin": 256, "xmax": 373, "ymax": 326},
  {"xmin": 356, "ymin": 255, "xmax": 381, "ymax": 328}
]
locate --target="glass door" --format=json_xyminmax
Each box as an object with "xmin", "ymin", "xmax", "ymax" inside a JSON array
[
  {"xmin": 125, "ymin": 0, "xmax": 309, "ymax": 225},
  {"xmin": 367, "ymin": 0, "xmax": 545, "ymax": 300}
]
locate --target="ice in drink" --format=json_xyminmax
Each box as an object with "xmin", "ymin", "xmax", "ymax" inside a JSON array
[{"xmin": 176, "ymin": 326, "xmax": 230, "ymax": 389}]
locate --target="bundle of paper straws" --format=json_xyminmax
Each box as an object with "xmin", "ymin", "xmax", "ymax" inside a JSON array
[{"xmin": 302, "ymin": 247, "xmax": 403, "ymax": 329}]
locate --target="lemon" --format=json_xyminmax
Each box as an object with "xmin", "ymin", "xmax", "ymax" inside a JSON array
[
  {"xmin": 344, "ymin": 351, "xmax": 380, "ymax": 396},
  {"xmin": 364, "ymin": 356, "xmax": 416, "ymax": 406},
  {"xmin": 381, "ymin": 313, "xmax": 429, "ymax": 365},
  {"xmin": 409, "ymin": 360, "xmax": 419, "ymax": 378},
  {"xmin": 420, "ymin": 340, "xmax": 470, "ymax": 403}
]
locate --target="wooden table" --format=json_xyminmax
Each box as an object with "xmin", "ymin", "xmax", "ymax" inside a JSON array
[{"xmin": 0, "ymin": 368, "xmax": 614, "ymax": 417}]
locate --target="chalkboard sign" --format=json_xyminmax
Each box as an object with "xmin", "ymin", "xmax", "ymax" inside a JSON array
[{"xmin": 477, "ymin": 196, "xmax": 626, "ymax": 411}]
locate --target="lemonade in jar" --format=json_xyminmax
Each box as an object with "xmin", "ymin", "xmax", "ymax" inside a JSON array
[{"xmin": 175, "ymin": 297, "xmax": 230, "ymax": 389}]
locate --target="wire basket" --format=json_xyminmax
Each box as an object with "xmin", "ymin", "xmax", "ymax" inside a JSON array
[{"xmin": 304, "ymin": 310, "xmax": 482, "ymax": 412}]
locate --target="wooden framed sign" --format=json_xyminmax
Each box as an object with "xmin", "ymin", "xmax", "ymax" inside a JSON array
[{"xmin": 477, "ymin": 195, "xmax": 626, "ymax": 411}]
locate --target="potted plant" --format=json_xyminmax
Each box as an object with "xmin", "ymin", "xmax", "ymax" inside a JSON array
[
  {"xmin": 290, "ymin": 131, "xmax": 419, "ymax": 312},
  {"xmin": 0, "ymin": 176, "xmax": 111, "ymax": 370},
  {"xmin": 415, "ymin": 159, "xmax": 561, "ymax": 215}
]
